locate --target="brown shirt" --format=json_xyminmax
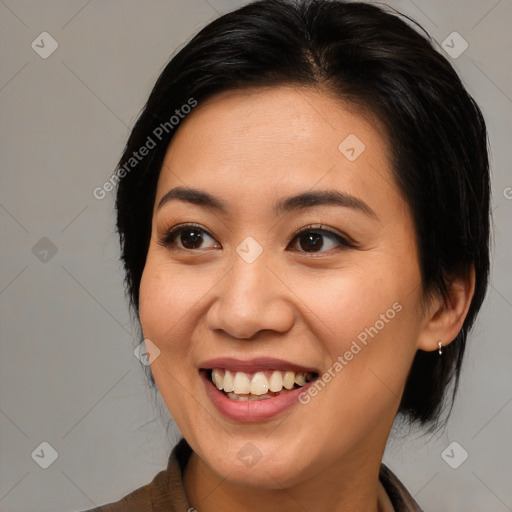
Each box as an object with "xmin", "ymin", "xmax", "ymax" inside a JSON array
[{"xmin": 80, "ymin": 438, "xmax": 424, "ymax": 512}]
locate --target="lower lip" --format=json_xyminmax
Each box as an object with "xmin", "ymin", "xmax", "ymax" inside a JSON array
[{"xmin": 200, "ymin": 371, "xmax": 313, "ymax": 423}]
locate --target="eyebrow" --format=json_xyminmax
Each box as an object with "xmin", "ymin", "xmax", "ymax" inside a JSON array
[
  {"xmin": 158, "ymin": 186, "xmax": 229, "ymax": 212},
  {"xmin": 157, "ymin": 186, "xmax": 378, "ymax": 219}
]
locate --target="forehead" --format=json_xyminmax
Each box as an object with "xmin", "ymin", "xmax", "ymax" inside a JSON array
[{"xmin": 155, "ymin": 86, "xmax": 399, "ymax": 216}]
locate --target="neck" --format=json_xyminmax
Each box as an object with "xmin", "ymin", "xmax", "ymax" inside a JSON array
[{"xmin": 183, "ymin": 445, "xmax": 393, "ymax": 512}]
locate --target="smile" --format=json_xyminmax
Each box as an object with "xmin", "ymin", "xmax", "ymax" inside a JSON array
[
  {"xmin": 209, "ymin": 369, "xmax": 317, "ymax": 401},
  {"xmin": 199, "ymin": 358, "xmax": 320, "ymax": 422}
]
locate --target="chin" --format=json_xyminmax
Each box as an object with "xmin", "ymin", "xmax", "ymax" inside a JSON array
[{"xmin": 201, "ymin": 439, "xmax": 316, "ymax": 489}]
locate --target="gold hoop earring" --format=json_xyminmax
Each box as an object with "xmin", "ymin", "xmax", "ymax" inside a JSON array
[{"xmin": 438, "ymin": 341, "xmax": 443, "ymax": 355}]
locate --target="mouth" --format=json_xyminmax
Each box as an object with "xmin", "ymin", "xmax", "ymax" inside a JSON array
[
  {"xmin": 204, "ymin": 368, "xmax": 318, "ymax": 401},
  {"xmin": 198, "ymin": 357, "xmax": 320, "ymax": 422}
]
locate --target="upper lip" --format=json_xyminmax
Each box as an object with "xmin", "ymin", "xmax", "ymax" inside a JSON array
[{"xmin": 198, "ymin": 357, "xmax": 319, "ymax": 374}]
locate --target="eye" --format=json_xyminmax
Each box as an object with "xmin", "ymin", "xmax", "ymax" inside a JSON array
[
  {"xmin": 287, "ymin": 225, "xmax": 353, "ymax": 253},
  {"xmin": 158, "ymin": 223, "xmax": 220, "ymax": 250}
]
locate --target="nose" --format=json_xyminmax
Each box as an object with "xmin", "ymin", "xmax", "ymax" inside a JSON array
[{"xmin": 205, "ymin": 251, "xmax": 295, "ymax": 340}]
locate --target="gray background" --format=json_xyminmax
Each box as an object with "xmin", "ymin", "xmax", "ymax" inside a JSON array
[{"xmin": 1, "ymin": 0, "xmax": 511, "ymax": 511}]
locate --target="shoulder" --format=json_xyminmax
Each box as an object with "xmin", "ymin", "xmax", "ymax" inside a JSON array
[
  {"xmin": 77, "ymin": 438, "xmax": 193, "ymax": 512},
  {"xmin": 77, "ymin": 467, "xmax": 166, "ymax": 512},
  {"xmin": 380, "ymin": 463, "xmax": 425, "ymax": 512}
]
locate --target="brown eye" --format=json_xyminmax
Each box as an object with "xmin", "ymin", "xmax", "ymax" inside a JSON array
[
  {"xmin": 179, "ymin": 228, "xmax": 205, "ymax": 249},
  {"xmin": 298, "ymin": 232, "xmax": 324, "ymax": 252},
  {"xmin": 159, "ymin": 224, "xmax": 220, "ymax": 250},
  {"xmin": 289, "ymin": 228, "xmax": 352, "ymax": 253}
]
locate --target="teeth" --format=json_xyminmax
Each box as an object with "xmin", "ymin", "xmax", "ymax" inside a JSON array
[
  {"xmin": 223, "ymin": 370, "xmax": 234, "ymax": 392},
  {"xmin": 210, "ymin": 369, "xmax": 315, "ymax": 396},
  {"xmin": 226, "ymin": 391, "xmax": 273, "ymax": 401},
  {"xmin": 233, "ymin": 372, "xmax": 251, "ymax": 394},
  {"xmin": 250, "ymin": 372, "xmax": 269, "ymax": 395},
  {"xmin": 294, "ymin": 373, "xmax": 306, "ymax": 386},
  {"xmin": 212, "ymin": 368, "xmax": 223, "ymax": 390},
  {"xmin": 282, "ymin": 371, "xmax": 295, "ymax": 390},
  {"xmin": 268, "ymin": 371, "xmax": 283, "ymax": 392}
]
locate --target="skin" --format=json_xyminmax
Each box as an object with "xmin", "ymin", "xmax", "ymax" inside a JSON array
[{"xmin": 138, "ymin": 86, "xmax": 475, "ymax": 512}]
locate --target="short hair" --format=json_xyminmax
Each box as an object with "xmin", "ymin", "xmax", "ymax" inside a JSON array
[{"xmin": 115, "ymin": 0, "xmax": 490, "ymax": 427}]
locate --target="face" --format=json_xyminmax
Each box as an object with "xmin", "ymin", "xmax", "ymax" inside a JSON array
[{"xmin": 139, "ymin": 86, "xmax": 427, "ymax": 488}]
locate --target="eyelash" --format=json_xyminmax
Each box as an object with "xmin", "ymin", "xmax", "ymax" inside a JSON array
[
  {"xmin": 158, "ymin": 223, "xmax": 213, "ymax": 248},
  {"xmin": 289, "ymin": 224, "xmax": 354, "ymax": 252},
  {"xmin": 157, "ymin": 223, "xmax": 354, "ymax": 254}
]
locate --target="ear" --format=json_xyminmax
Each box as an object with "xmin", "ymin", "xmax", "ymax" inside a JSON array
[{"xmin": 417, "ymin": 265, "xmax": 476, "ymax": 352}]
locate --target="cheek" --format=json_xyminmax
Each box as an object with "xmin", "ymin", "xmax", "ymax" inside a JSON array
[
  {"xmin": 138, "ymin": 263, "xmax": 206, "ymax": 429},
  {"xmin": 298, "ymin": 266, "xmax": 399, "ymax": 348},
  {"xmin": 138, "ymin": 263, "xmax": 199, "ymax": 361},
  {"xmin": 298, "ymin": 262, "xmax": 422, "ymax": 393}
]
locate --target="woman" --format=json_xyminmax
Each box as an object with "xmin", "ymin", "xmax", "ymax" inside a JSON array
[{"xmin": 82, "ymin": 0, "xmax": 490, "ymax": 510}]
